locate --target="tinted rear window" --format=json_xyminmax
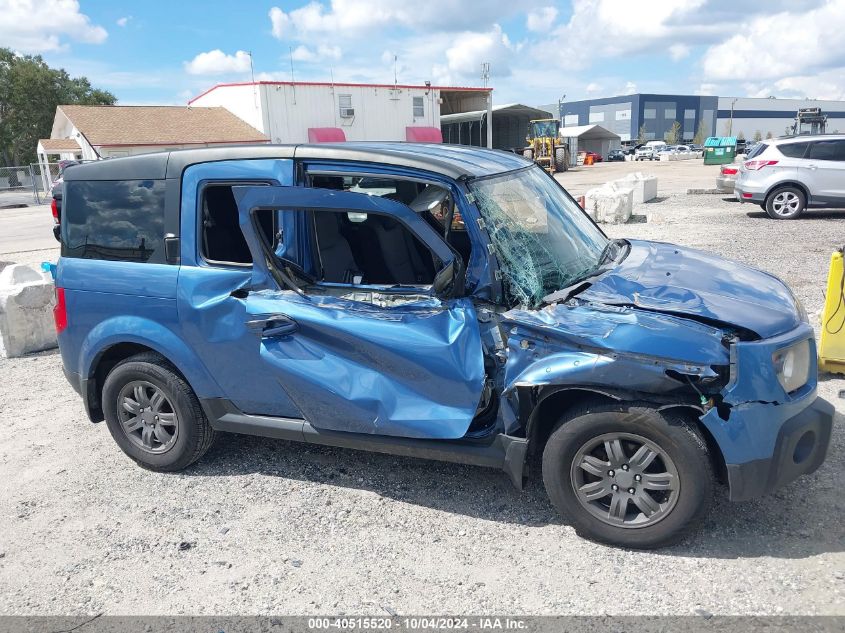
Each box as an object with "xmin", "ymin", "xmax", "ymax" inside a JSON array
[
  {"xmin": 777, "ymin": 142, "xmax": 809, "ymax": 158},
  {"xmin": 807, "ymin": 140, "xmax": 845, "ymax": 161},
  {"xmin": 62, "ymin": 180, "xmax": 166, "ymax": 263}
]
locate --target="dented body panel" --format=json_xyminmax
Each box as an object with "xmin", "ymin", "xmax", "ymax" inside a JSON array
[{"xmin": 57, "ymin": 144, "xmax": 833, "ymax": 508}]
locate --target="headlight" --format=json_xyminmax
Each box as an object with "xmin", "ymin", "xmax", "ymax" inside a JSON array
[{"xmin": 772, "ymin": 340, "xmax": 811, "ymax": 393}]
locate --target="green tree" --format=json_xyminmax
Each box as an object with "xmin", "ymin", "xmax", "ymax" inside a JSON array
[
  {"xmin": 753, "ymin": 130, "xmax": 762, "ymax": 142},
  {"xmin": 766, "ymin": 132, "xmax": 773, "ymax": 139},
  {"xmin": 637, "ymin": 124, "xmax": 647, "ymax": 144},
  {"xmin": 693, "ymin": 119, "xmax": 709, "ymax": 145},
  {"xmin": 664, "ymin": 120, "xmax": 681, "ymax": 144},
  {"xmin": 0, "ymin": 48, "xmax": 115, "ymax": 166},
  {"xmin": 736, "ymin": 130, "xmax": 745, "ymax": 141}
]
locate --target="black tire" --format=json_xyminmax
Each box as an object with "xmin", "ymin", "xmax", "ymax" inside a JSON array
[
  {"xmin": 765, "ymin": 185, "xmax": 806, "ymax": 219},
  {"xmin": 542, "ymin": 401, "xmax": 714, "ymax": 549},
  {"xmin": 554, "ymin": 147, "xmax": 568, "ymax": 172},
  {"xmin": 102, "ymin": 352, "xmax": 215, "ymax": 471}
]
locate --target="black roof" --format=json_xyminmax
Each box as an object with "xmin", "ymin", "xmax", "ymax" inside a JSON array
[{"xmin": 63, "ymin": 142, "xmax": 532, "ymax": 182}]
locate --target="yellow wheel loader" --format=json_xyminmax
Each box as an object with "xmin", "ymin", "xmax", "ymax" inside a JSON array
[{"xmin": 522, "ymin": 119, "xmax": 569, "ymax": 174}]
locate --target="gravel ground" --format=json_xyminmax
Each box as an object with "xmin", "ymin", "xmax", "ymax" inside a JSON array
[{"xmin": 1, "ymin": 192, "xmax": 844, "ymax": 616}]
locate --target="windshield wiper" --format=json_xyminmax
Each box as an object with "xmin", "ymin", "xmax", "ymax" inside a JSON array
[{"xmin": 541, "ymin": 239, "xmax": 627, "ymax": 305}]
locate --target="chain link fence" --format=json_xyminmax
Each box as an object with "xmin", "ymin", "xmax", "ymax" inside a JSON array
[{"xmin": 0, "ymin": 163, "xmax": 61, "ymax": 207}]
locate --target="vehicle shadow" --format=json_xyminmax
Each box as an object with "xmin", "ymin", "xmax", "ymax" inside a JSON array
[
  {"xmin": 185, "ymin": 422, "xmax": 845, "ymax": 559},
  {"xmin": 746, "ymin": 209, "xmax": 845, "ymax": 219}
]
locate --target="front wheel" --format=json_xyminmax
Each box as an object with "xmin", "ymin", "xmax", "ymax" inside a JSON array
[
  {"xmin": 765, "ymin": 186, "xmax": 806, "ymax": 219},
  {"xmin": 542, "ymin": 402, "xmax": 714, "ymax": 548}
]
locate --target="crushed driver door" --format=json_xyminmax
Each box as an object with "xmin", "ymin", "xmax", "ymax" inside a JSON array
[{"xmin": 233, "ymin": 185, "xmax": 485, "ymax": 440}]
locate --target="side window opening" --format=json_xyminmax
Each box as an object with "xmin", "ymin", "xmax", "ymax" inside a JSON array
[
  {"xmin": 312, "ymin": 209, "xmax": 436, "ymax": 286},
  {"xmin": 307, "ymin": 173, "xmax": 472, "ymax": 281},
  {"xmin": 201, "ymin": 184, "xmax": 275, "ymax": 265}
]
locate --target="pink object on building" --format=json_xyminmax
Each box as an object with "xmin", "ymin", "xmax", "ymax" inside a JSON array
[
  {"xmin": 307, "ymin": 127, "xmax": 347, "ymax": 143},
  {"xmin": 405, "ymin": 127, "xmax": 443, "ymax": 143}
]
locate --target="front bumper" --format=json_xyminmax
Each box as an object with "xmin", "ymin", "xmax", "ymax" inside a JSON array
[
  {"xmin": 723, "ymin": 397, "xmax": 833, "ymax": 501},
  {"xmin": 699, "ymin": 323, "xmax": 834, "ymax": 501}
]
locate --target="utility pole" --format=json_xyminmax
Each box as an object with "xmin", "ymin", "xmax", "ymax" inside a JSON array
[
  {"xmin": 481, "ymin": 62, "xmax": 492, "ymax": 148},
  {"xmin": 729, "ymin": 97, "xmax": 738, "ymax": 136}
]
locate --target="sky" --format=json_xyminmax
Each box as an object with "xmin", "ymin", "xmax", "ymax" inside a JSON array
[{"xmin": 1, "ymin": 0, "xmax": 844, "ymax": 106}]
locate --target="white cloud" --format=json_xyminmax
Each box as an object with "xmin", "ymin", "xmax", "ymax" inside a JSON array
[
  {"xmin": 622, "ymin": 81, "xmax": 637, "ymax": 95},
  {"xmin": 268, "ymin": 0, "xmax": 530, "ymax": 38},
  {"xmin": 269, "ymin": 6, "xmax": 291, "ymax": 38},
  {"xmin": 184, "ymin": 49, "xmax": 252, "ymax": 75},
  {"xmin": 695, "ymin": 82, "xmax": 719, "ymax": 95},
  {"xmin": 669, "ymin": 43, "xmax": 690, "ymax": 61},
  {"xmin": 0, "ymin": 0, "xmax": 107, "ymax": 52},
  {"xmin": 431, "ymin": 24, "xmax": 515, "ymax": 84},
  {"xmin": 526, "ymin": 6, "xmax": 558, "ymax": 32},
  {"xmin": 116, "ymin": 16, "xmax": 131, "ymax": 27},
  {"xmin": 703, "ymin": 2, "xmax": 845, "ymax": 81},
  {"xmin": 290, "ymin": 44, "xmax": 342, "ymax": 62},
  {"xmin": 585, "ymin": 82, "xmax": 602, "ymax": 94},
  {"xmin": 534, "ymin": 0, "xmax": 708, "ymax": 69}
]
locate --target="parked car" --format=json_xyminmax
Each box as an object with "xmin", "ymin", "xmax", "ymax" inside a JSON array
[
  {"xmin": 55, "ymin": 144, "xmax": 832, "ymax": 549},
  {"xmin": 734, "ymin": 134, "xmax": 845, "ymax": 219},
  {"xmin": 716, "ymin": 164, "xmax": 740, "ymax": 193},
  {"xmin": 49, "ymin": 160, "xmax": 83, "ymax": 241},
  {"xmin": 606, "ymin": 149, "xmax": 626, "ymax": 162},
  {"xmin": 584, "ymin": 151, "xmax": 603, "ymax": 163},
  {"xmin": 635, "ymin": 146, "xmax": 658, "ymax": 161}
]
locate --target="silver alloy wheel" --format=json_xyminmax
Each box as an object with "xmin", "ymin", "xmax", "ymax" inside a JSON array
[
  {"xmin": 771, "ymin": 191, "xmax": 802, "ymax": 216},
  {"xmin": 117, "ymin": 380, "xmax": 179, "ymax": 454},
  {"xmin": 570, "ymin": 432, "xmax": 680, "ymax": 528}
]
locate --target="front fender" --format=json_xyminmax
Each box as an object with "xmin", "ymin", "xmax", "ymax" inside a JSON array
[{"xmin": 79, "ymin": 315, "xmax": 222, "ymax": 399}]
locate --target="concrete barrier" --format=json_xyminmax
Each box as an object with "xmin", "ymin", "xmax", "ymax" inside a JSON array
[
  {"xmin": 584, "ymin": 185, "xmax": 634, "ymax": 224},
  {"xmin": 659, "ymin": 152, "xmax": 699, "ymax": 161},
  {"xmin": 0, "ymin": 264, "xmax": 57, "ymax": 358},
  {"xmin": 617, "ymin": 172, "xmax": 657, "ymax": 203}
]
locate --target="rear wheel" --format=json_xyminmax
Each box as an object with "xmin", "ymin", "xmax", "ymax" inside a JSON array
[
  {"xmin": 542, "ymin": 402, "xmax": 714, "ymax": 548},
  {"xmin": 102, "ymin": 352, "xmax": 215, "ymax": 471},
  {"xmin": 765, "ymin": 186, "xmax": 806, "ymax": 219}
]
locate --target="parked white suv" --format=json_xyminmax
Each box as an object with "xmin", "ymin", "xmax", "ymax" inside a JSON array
[{"xmin": 735, "ymin": 135, "xmax": 845, "ymax": 219}]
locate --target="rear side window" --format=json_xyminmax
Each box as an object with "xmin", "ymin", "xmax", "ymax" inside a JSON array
[
  {"xmin": 777, "ymin": 142, "xmax": 809, "ymax": 158},
  {"xmin": 807, "ymin": 140, "xmax": 845, "ymax": 161},
  {"xmin": 63, "ymin": 180, "xmax": 166, "ymax": 263}
]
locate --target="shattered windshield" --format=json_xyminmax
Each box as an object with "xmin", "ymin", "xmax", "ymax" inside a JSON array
[{"xmin": 469, "ymin": 166, "xmax": 608, "ymax": 308}]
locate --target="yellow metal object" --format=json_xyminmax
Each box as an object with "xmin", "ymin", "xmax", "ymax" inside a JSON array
[
  {"xmin": 525, "ymin": 119, "xmax": 568, "ymax": 174},
  {"xmin": 818, "ymin": 249, "xmax": 845, "ymax": 374}
]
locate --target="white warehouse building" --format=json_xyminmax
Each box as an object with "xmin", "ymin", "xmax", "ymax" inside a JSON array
[
  {"xmin": 189, "ymin": 81, "xmax": 493, "ymax": 145},
  {"xmin": 716, "ymin": 97, "xmax": 845, "ymax": 139}
]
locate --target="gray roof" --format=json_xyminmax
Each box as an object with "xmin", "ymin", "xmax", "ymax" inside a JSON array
[{"xmin": 63, "ymin": 142, "xmax": 532, "ymax": 181}]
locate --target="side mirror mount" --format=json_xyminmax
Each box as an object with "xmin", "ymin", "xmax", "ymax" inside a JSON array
[{"xmin": 432, "ymin": 258, "xmax": 462, "ymax": 297}]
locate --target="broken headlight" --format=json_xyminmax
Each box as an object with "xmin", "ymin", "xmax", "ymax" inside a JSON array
[{"xmin": 772, "ymin": 340, "xmax": 811, "ymax": 394}]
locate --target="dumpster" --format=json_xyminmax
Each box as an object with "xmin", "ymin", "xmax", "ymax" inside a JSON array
[{"xmin": 703, "ymin": 136, "xmax": 737, "ymax": 165}]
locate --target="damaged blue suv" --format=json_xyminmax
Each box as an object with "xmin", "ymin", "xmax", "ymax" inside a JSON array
[{"xmin": 56, "ymin": 144, "xmax": 833, "ymax": 548}]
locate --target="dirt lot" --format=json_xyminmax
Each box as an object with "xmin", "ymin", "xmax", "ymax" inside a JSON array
[{"xmin": 0, "ymin": 161, "xmax": 844, "ymax": 616}]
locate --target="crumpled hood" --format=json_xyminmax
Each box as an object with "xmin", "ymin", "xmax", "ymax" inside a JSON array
[{"xmin": 579, "ymin": 240, "xmax": 801, "ymax": 338}]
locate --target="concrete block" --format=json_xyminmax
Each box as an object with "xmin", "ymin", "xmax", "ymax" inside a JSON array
[
  {"xmin": 619, "ymin": 172, "xmax": 658, "ymax": 203},
  {"xmin": 585, "ymin": 186, "xmax": 633, "ymax": 224},
  {"xmin": 0, "ymin": 264, "xmax": 57, "ymax": 358}
]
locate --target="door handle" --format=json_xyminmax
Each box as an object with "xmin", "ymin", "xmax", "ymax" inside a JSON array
[
  {"xmin": 246, "ymin": 314, "xmax": 298, "ymax": 337},
  {"xmin": 807, "ymin": 164, "xmax": 818, "ymax": 170}
]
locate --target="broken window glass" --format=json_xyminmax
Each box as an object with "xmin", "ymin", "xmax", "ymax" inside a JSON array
[{"xmin": 468, "ymin": 166, "xmax": 607, "ymax": 308}]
